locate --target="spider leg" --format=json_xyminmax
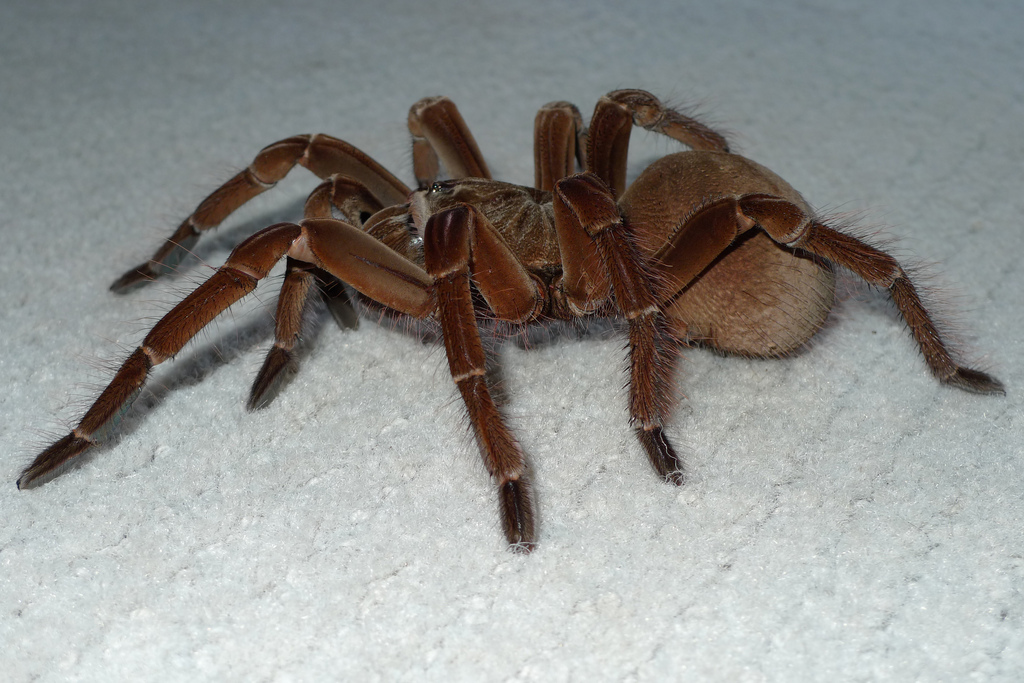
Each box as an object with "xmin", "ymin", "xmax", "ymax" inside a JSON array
[
  {"xmin": 423, "ymin": 205, "xmax": 545, "ymax": 550},
  {"xmin": 20, "ymin": 217, "xmax": 435, "ymax": 489},
  {"xmin": 737, "ymin": 193, "xmax": 1004, "ymax": 393},
  {"xmin": 300, "ymin": 174, "xmax": 385, "ymax": 329},
  {"xmin": 408, "ymin": 96, "xmax": 490, "ymax": 188},
  {"xmin": 246, "ymin": 256, "xmax": 318, "ymax": 410},
  {"xmin": 554, "ymin": 173, "xmax": 684, "ymax": 484},
  {"xmin": 248, "ymin": 175, "xmax": 386, "ymax": 410},
  {"xmin": 250, "ymin": 215, "xmax": 438, "ymax": 412},
  {"xmin": 649, "ymin": 199, "xmax": 747, "ymax": 290},
  {"xmin": 586, "ymin": 89, "xmax": 730, "ymax": 197},
  {"xmin": 19, "ymin": 223, "xmax": 303, "ymax": 488},
  {"xmin": 533, "ymin": 101, "xmax": 586, "ymax": 192},
  {"xmin": 300, "ymin": 209, "xmax": 542, "ymax": 548},
  {"xmin": 112, "ymin": 135, "xmax": 412, "ymax": 292}
]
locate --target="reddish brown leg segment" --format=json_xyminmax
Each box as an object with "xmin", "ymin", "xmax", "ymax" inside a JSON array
[
  {"xmin": 303, "ymin": 174, "xmax": 386, "ymax": 223},
  {"xmin": 423, "ymin": 205, "xmax": 537, "ymax": 550},
  {"xmin": 247, "ymin": 257, "xmax": 316, "ymax": 410},
  {"xmin": 408, "ymin": 96, "xmax": 491, "ymax": 188},
  {"xmin": 294, "ymin": 218, "xmax": 434, "ymax": 318},
  {"xmin": 533, "ymin": 101, "xmax": 586, "ymax": 193},
  {"xmin": 463, "ymin": 207, "xmax": 544, "ymax": 324},
  {"xmin": 739, "ymin": 194, "xmax": 1004, "ymax": 394},
  {"xmin": 586, "ymin": 89, "xmax": 730, "ymax": 197},
  {"xmin": 22, "ymin": 213, "xmax": 441, "ymax": 488},
  {"xmin": 19, "ymin": 223, "xmax": 303, "ymax": 488},
  {"xmin": 649, "ymin": 198, "xmax": 745, "ymax": 294},
  {"xmin": 111, "ymin": 135, "xmax": 411, "ymax": 292},
  {"xmin": 300, "ymin": 174, "xmax": 378, "ymax": 328},
  {"xmin": 248, "ymin": 175, "xmax": 387, "ymax": 409},
  {"xmin": 299, "ymin": 174, "xmax": 377, "ymax": 327},
  {"xmin": 555, "ymin": 173, "xmax": 683, "ymax": 483}
]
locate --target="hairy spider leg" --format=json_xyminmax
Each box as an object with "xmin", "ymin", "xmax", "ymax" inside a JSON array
[
  {"xmin": 533, "ymin": 101, "xmax": 587, "ymax": 193},
  {"xmin": 422, "ymin": 204, "xmax": 544, "ymax": 550},
  {"xmin": 585, "ymin": 89, "xmax": 731, "ymax": 197},
  {"xmin": 19, "ymin": 218, "xmax": 434, "ymax": 488},
  {"xmin": 247, "ymin": 175, "xmax": 385, "ymax": 409},
  {"xmin": 408, "ymin": 96, "xmax": 491, "ymax": 188},
  {"xmin": 110, "ymin": 134, "xmax": 412, "ymax": 292},
  {"xmin": 554, "ymin": 173, "xmax": 684, "ymax": 484},
  {"xmin": 685, "ymin": 193, "xmax": 1005, "ymax": 394},
  {"xmin": 111, "ymin": 95, "xmax": 495, "ymax": 292}
]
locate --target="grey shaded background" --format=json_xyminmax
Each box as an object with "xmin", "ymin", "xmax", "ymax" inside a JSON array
[{"xmin": 2, "ymin": 0, "xmax": 1022, "ymax": 680}]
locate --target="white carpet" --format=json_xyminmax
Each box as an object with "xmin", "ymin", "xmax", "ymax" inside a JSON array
[{"xmin": 2, "ymin": 0, "xmax": 1022, "ymax": 680}]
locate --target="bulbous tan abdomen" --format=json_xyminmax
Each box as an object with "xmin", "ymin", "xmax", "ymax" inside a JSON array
[{"xmin": 620, "ymin": 152, "xmax": 835, "ymax": 356}]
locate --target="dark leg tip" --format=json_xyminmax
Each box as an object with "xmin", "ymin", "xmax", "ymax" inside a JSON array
[
  {"xmin": 499, "ymin": 478, "xmax": 536, "ymax": 551},
  {"xmin": 110, "ymin": 263, "xmax": 157, "ymax": 293},
  {"xmin": 247, "ymin": 346, "xmax": 296, "ymax": 411},
  {"xmin": 945, "ymin": 367, "xmax": 1006, "ymax": 395},
  {"xmin": 635, "ymin": 426, "xmax": 685, "ymax": 485},
  {"xmin": 18, "ymin": 433, "xmax": 95, "ymax": 489}
]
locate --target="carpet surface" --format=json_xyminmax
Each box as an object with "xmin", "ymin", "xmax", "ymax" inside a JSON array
[{"xmin": 2, "ymin": 1, "xmax": 1022, "ymax": 680}]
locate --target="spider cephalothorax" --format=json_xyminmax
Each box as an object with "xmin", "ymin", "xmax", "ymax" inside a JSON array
[{"xmin": 19, "ymin": 90, "xmax": 1003, "ymax": 551}]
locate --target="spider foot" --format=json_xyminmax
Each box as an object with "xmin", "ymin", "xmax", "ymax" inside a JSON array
[
  {"xmin": 944, "ymin": 366, "xmax": 1005, "ymax": 395},
  {"xmin": 499, "ymin": 478, "xmax": 535, "ymax": 552},
  {"xmin": 247, "ymin": 345, "xmax": 297, "ymax": 411},
  {"xmin": 17, "ymin": 433, "xmax": 95, "ymax": 489},
  {"xmin": 636, "ymin": 426, "xmax": 685, "ymax": 486},
  {"xmin": 110, "ymin": 262, "xmax": 158, "ymax": 293}
]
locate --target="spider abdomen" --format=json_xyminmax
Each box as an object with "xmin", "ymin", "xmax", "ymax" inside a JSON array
[{"xmin": 620, "ymin": 151, "xmax": 835, "ymax": 356}]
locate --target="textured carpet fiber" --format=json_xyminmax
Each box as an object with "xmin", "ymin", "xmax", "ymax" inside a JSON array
[{"xmin": 2, "ymin": 1, "xmax": 1022, "ymax": 680}]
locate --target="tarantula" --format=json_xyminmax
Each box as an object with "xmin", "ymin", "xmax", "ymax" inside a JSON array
[{"xmin": 19, "ymin": 89, "xmax": 1003, "ymax": 551}]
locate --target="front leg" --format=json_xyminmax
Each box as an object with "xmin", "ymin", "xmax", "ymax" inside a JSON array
[
  {"xmin": 19, "ymin": 224, "xmax": 304, "ymax": 487},
  {"xmin": 247, "ymin": 175, "xmax": 383, "ymax": 410},
  {"xmin": 554, "ymin": 173, "xmax": 684, "ymax": 484},
  {"xmin": 423, "ymin": 205, "xmax": 544, "ymax": 550},
  {"xmin": 20, "ymin": 218, "xmax": 436, "ymax": 488},
  {"xmin": 112, "ymin": 135, "xmax": 412, "ymax": 291}
]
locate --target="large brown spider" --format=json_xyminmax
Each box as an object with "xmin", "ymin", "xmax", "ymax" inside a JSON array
[{"xmin": 19, "ymin": 90, "xmax": 1003, "ymax": 551}]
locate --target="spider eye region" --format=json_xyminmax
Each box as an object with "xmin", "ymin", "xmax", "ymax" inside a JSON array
[{"xmin": 428, "ymin": 180, "xmax": 456, "ymax": 196}]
